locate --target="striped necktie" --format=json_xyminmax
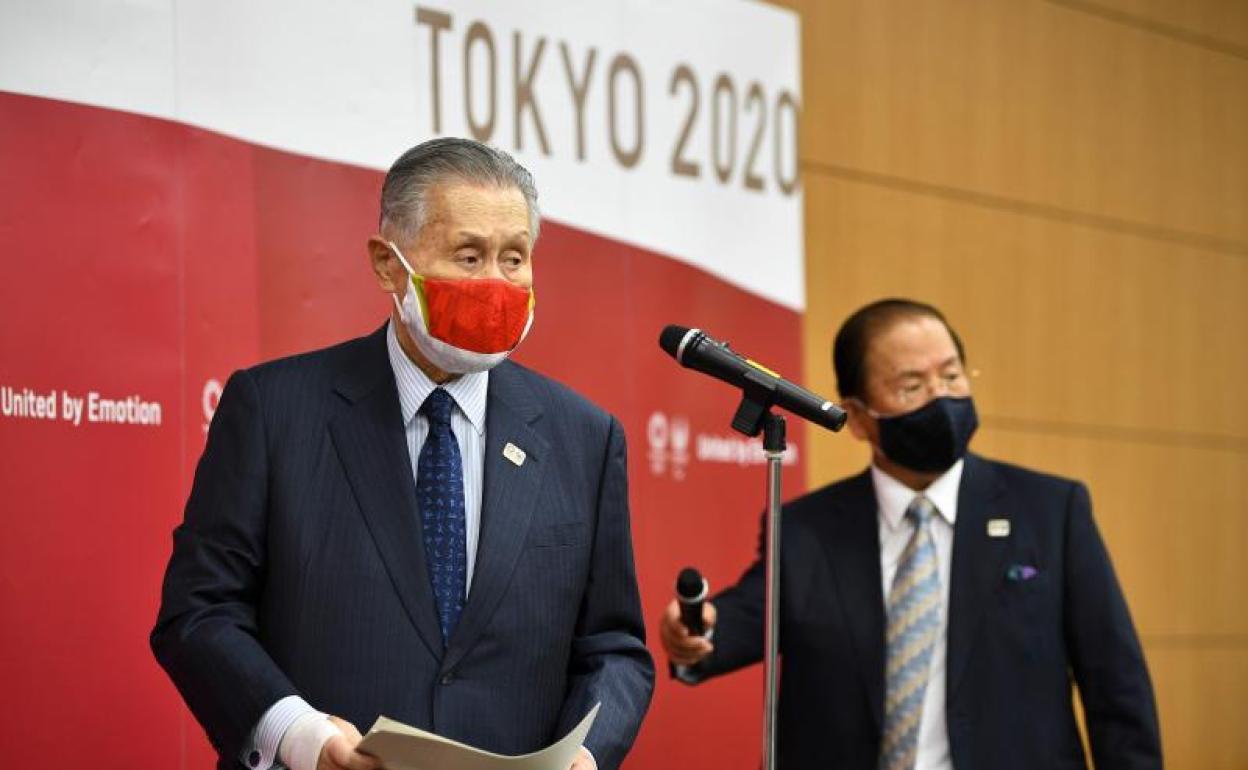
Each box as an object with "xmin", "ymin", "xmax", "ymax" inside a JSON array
[{"xmin": 880, "ymin": 495, "xmax": 942, "ymax": 770}]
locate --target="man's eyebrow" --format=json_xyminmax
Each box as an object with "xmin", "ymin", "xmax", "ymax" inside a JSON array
[
  {"xmin": 453, "ymin": 230, "xmax": 489, "ymax": 244},
  {"xmin": 893, "ymin": 356, "xmax": 961, "ymax": 379},
  {"xmin": 452, "ymin": 229, "xmax": 532, "ymax": 243}
]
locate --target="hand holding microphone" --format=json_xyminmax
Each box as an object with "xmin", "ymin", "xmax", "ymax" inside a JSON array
[{"xmin": 659, "ymin": 567, "xmax": 717, "ymax": 667}]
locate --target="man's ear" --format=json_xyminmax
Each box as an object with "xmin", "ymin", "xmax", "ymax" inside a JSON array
[
  {"xmin": 843, "ymin": 399, "xmax": 873, "ymax": 443},
  {"xmin": 367, "ymin": 235, "xmax": 401, "ymax": 292}
]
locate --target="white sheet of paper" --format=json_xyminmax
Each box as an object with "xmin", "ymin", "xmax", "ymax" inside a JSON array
[{"xmin": 357, "ymin": 703, "xmax": 599, "ymax": 770}]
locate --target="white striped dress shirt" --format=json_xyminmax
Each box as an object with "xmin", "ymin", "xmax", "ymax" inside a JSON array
[{"xmin": 385, "ymin": 319, "xmax": 489, "ymax": 590}]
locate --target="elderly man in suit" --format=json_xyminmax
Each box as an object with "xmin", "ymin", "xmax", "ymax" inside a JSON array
[
  {"xmin": 660, "ymin": 298, "xmax": 1161, "ymax": 769},
  {"xmin": 153, "ymin": 138, "xmax": 654, "ymax": 770}
]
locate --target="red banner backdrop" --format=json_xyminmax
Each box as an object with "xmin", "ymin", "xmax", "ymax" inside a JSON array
[{"xmin": 0, "ymin": 91, "xmax": 805, "ymax": 768}]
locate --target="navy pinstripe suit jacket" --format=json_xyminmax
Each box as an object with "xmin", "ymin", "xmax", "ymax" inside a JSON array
[{"xmin": 152, "ymin": 325, "xmax": 655, "ymax": 770}]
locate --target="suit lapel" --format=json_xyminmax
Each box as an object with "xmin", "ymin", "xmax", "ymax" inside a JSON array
[
  {"xmin": 818, "ymin": 469, "xmax": 887, "ymax": 730},
  {"xmin": 328, "ymin": 327, "xmax": 444, "ymax": 660},
  {"xmin": 946, "ymin": 454, "xmax": 1009, "ymax": 703},
  {"xmin": 443, "ymin": 362, "xmax": 549, "ymax": 673}
]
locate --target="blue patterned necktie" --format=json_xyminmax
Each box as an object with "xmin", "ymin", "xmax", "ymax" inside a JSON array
[
  {"xmin": 417, "ymin": 388, "xmax": 466, "ymax": 643},
  {"xmin": 880, "ymin": 495, "xmax": 942, "ymax": 770}
]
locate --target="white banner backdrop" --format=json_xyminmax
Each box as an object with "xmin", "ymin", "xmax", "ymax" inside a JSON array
[{"xmin": 0, "ymin": 0, "xmax": 803, "ymax": 309}]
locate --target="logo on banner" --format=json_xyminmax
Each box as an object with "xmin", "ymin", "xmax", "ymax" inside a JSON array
[
  {"xmin": 647, "ymin": 409, "xmax": 799, "ymax": 480},
  {"xmin": 202, "ymin": 378, "xmax": 223, "ymax": 434},
  {"xmin": 647, "ymin": 411, "xmax": 691, "ymax": 480}
]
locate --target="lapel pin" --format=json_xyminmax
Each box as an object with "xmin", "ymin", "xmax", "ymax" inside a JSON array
[
  {"xmin": 503, "ymin": 442, "xmax": 526, "ymax": 467},
  {"xmin": 987, "ymin": 518, "xmax": 1011, "ymax": 538}
]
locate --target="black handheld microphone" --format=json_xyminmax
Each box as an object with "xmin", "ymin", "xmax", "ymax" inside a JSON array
[
  {"xmin": 659, "ymin": 325, "xmax": 847, "ymax": 432},
  {"xmin": 676, "ymin": 567, "xmax": 708, "ymax": 636}
]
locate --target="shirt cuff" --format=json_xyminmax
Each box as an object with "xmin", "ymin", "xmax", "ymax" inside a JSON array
[
  {"xmin": 672, "ymin": 664, "xmax": 701, "ymax": 684},
  {"xmin": 279, "ymin": 711, "xmax": 342, "ymax": 770},
  {"xmin": 240, "ymin": 695, "xmax": 318, "ymax": 770},
  {"xmin": 673, "ymin": 626, "xmax": 714, "ymax": 683}
]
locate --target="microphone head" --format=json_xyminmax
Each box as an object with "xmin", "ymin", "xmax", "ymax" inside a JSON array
[
  {"xmin": 676, "ymin": 567, "xmax": 707, "ymax": 601},
  {"xmin": 659, "ymin": 325, "xmax": 694, "ymax": 360}
]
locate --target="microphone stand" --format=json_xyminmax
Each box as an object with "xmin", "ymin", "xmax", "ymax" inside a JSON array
[{"xmin": 729, "ymin": 369, "xmax": 787, "ymax": 770}]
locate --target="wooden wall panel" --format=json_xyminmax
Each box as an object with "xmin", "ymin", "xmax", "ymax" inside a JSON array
[
  {"xmin": 1145, "ymin": 647, "xmax": 1248, "ymax": 769},
  {"xmin": 764, "ymin": 0, "xmax": 1248, "ymax": 766},
  {"xmin": 1057, "ymin": 0, "xmax": 1248, "ymax": 51},
  {"xmin": 800, "ymin": 174, "xmax": 1248, "ymax": 441},
  {"xmin": 786, "ymin": 0, "xmax": 1248, "ymax": 245}
]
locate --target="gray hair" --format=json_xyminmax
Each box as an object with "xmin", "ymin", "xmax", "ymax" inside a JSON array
[{"xmin": 380, "ymin": 137, "xmax": 541, "ymax": 242}]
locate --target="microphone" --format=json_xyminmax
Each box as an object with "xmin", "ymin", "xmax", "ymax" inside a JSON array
[
  {"xmin": 659, "ymin": 325, "xmax": 847, "ymax": 432},
  {"xmin": 676, "ymin": 567, "xmax": 708, "ymax": 636}
]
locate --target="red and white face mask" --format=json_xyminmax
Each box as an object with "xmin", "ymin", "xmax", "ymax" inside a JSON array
[{"xmin": 389, "ymin": 241, "xmax": 535, "ymax": 374}]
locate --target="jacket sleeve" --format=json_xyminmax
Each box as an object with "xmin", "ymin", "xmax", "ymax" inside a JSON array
[
  {"xmin": 150, "ymin": 369, "xmax": 298, "ymax": 763},
  {"xmin": 558, "ymin": 415, "xmax": 656, "ymax": 770},
  {"xmin": 1062, "ymin": 481, "xmax": 1163, "ymax": 768}
]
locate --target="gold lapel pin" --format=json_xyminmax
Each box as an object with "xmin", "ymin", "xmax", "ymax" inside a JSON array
[
  {"xmin": 987, "ymin": 518, "xmax": 1011, "ymax": 538},
  {"xmin": 503, "ymin": 442, "xmax": 526, "ymax": 467}
]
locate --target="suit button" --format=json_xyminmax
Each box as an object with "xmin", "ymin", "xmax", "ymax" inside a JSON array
[
  {"xmin": 441, "ymin": 672, "xmax": 454, "ymax": 685},
  {"xmin": 248, "ymin": 750, "xmax": 261, "ymax": 767}
]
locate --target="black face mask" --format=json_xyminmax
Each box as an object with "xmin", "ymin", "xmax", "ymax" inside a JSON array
[{"xmin": 875, "ymin": 396, "xmax": 978, "ymax": 474}]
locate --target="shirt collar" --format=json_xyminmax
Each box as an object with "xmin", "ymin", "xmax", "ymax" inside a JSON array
[
  {"xmin": 386, "ymin": 319, "xmax": 488, "ymax": 434},
  {"xmin": 871, "ymin": 458, "xmax": 964, "ymax": 532}
]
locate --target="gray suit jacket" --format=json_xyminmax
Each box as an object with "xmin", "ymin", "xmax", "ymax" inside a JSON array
[{"xmin": 152, "ymin": 325, "xmax": 655, "ymax": 770}]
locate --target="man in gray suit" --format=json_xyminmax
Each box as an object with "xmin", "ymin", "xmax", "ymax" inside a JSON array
[{"xmin": 153, "ymin": 138, "xmax": 654, "ymax": 770}]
